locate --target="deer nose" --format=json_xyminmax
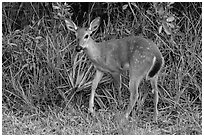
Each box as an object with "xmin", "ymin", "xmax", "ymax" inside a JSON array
[{"xmin": 76, "ymin": 45, "xmax": 83, "ymax": 52}]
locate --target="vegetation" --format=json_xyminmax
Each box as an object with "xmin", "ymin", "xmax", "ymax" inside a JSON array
[{"xmin": 2, "ymin": 2, "xmax": 202, "ymax": 135}]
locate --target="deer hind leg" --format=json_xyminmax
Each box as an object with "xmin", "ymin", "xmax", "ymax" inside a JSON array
[
  {"xmin": 125, "ymin": 74, "xmax": 143, "ymax": 119},
  {"xmin": 124, "ymin": 57, "xmax": 151, "ymax": 119},
  {"xmin": 89, "ymin": 70, "xmax": 103, "ymax": 114},
  {"xmin": 150, "ymin": 75, "xmax": 159, "ymax": 122}
]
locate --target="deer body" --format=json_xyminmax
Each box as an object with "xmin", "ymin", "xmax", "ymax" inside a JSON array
[
  {"xmin": 85, "ymin": 36, "xmax": 162, "ymax": 74},
  {"xmin": 65, "ymin": 17, "xmax": 164, "ymax": 122}
]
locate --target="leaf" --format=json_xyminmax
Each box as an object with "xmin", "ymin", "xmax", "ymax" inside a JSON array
[
  {"xmin": 168, "ymin": 2, "xmax": 174, "ymax": 6},
  {"xmin": 158, "ymin": 25, "xmax": 163, "ymax": 34},
  {"xmin": 122, "ymin": 4, "xmax": 128, "ymax": 10},
  {"xmin": 57, "ymin": 13, "xmax": 63, "ymax": 17},
  {"xmin": 53, "ymin": 15, "xmax": 59, "ymax": 19},
  {"xmin": 53, "ymin": 5, "xmax": 60, "ymax": 10},
  {"xmin": 131, "ymin": 2, "xmax": 137, "ymax": 7},
  {"xmin": 158, "ymin": 6, "xmax": 164, "ymax": 16},
  {"xmin": 162, "ymin": 22, "xmax": 171, "ymax": 35},
  {"xmin": 35, "ymin": 36, "xmax": 43, "ymax": 40},
  {"xmin": 146, "ymin": 10, "xmax": 153, "ymax": 15},
  {"xmin": 167, "ymin": 22, "xmax": 175, "ymax": 28},
  {"xmin": 166, "ymin": 16, "xmax": 175, "ymax": 22},
  {"xmin": 125, "ymin": 29, "xmax": 131, "ymax": 34},
  {"xmin": 76, "ymin": 72, "xmax": 83, "ymax": 87}
]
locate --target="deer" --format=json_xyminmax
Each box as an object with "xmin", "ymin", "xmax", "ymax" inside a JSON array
[{"xmin": 65, "ymin": 17, "xmax": 164, "ymax": 122}]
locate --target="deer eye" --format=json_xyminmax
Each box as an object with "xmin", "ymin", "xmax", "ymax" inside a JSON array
[{"xmin": 84, "ymin": 34, "xmax": 89, "ymax": 39}]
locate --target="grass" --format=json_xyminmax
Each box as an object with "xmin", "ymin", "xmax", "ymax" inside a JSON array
[
  {"xmin": 2, "ymin": 2, "xmax": 202, "ymax": 135},
  {"xmin": 2, "ymin": 102, "xmax": 201, "ymax": 135}
]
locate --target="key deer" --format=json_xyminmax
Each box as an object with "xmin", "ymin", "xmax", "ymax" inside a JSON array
[{"xmin": 65, "ymin": 17, "xmax": 164, "ymax": 122}]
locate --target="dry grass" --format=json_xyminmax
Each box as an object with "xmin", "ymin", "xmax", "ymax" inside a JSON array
[{"xmin": 2, "ymin": 2, "xmax": 202, "ymax": 135}]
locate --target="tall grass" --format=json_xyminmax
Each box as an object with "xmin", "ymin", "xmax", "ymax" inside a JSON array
[{"xmin": 2, "ymin": 2, "xmax": 202, "ymax": 135}]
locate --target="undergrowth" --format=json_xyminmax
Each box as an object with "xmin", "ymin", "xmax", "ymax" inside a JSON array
[{"xmin": 2, "ymin": 2, "xmax": 202, "ymax": 135}]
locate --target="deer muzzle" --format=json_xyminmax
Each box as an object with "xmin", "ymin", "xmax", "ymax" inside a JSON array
[{"xmin": 76, "ymin": 45, "xmax": 83, "ymax": 52}]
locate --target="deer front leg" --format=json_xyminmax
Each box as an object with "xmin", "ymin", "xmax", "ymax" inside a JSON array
[
  {"xmin": 112, "ymin": 73, "xmax": 122, "ymax": 105},
  {"xmin": 89, "ymin": 70, "xmax": 104, "ymax": 114}
]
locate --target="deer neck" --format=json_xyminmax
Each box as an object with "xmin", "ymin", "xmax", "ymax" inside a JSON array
[{"xmin": 85, "ymin": 38, "xmax": 101, "ymax": 62}]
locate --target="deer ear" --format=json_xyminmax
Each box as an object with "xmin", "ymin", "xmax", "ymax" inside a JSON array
[
  {"xmin": 89, "ymin": 17, "xmax": 100, "ymax": 32},
  {"xmin": 65, "ymin": 19, "xmax": 78, "ymax": 32}
]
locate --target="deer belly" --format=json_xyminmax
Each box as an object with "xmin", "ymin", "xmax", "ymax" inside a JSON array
[
  {"xmin": 96, "ymin": 65, "xmax": 119, "ymax": 73},
  {"xmin": 94, "ymin": 62, "xmax": 121, "ymax": 74},
  {"xmin": 123, "ymin": 63, "xmax": 130, "ymax": 70}
]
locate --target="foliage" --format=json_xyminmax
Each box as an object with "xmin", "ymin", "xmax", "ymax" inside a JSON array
[{"xmin": 2, "ymin": 2, "xmax": 202, "ymax": 135}]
